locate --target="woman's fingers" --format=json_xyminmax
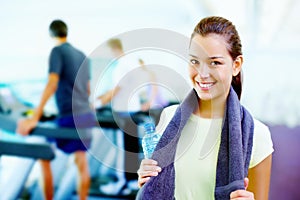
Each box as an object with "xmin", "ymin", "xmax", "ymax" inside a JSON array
[
  {"xmin": 138, "ymin": 177, "xmax": 151, "ymax": 188},
  {"xmin": 244, "ymin": 177, "xmax": 249, "ymax": 189},
  {"xmin": 139, "ymin": 159, "xmax": 161, "ymax": 176},
  {"xmin": 139, "ymin": 165, "xmax": 161, "ymax": 173},
  {"xmin": 137, "ymin": 169, "xmax": 159, "ymax": 178},
  {"xmin": 230, "ymin": 189, "xmax": 254, "ymax": 200},
  {"xmin": 141, "ymin": 158, "xmax": 158, "ymax": 165},
  {"xmin": 137, "ymin": 159, "xmax": 162, "ymax": 187}
]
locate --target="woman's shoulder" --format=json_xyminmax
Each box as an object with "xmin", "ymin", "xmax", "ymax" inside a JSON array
[
  {"xmin": 155, "ymin": 105, "xmax": 179, "ymax": 133},
  {"xmin": 253, "ymin": 118, "xmax": 270, "ymax": 133},
  {"xmin": 252, "ymin": 118, "xmax": 273, "ymax": 141},
  {"xmin": 249, "ymin": 118, "xmax": 274, "ymax": 168},
  {"xmin": 162, "ymin": 104, "xmax": 179, "ymax": 115},
  {"xmin": 252, "ymin": 118, "xmax": 273, "ymax": 148}
]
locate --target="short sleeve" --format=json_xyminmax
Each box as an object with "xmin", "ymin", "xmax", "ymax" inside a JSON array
[
  {"xmin": 156, "ymin": 105, "xmax": 178, "ymax": 133},
  {"xmin": 249, "ymin": 119, "xmax": 274, "ymax": 168},
  {"xmin": 83, "ymin": 57, "xmax": 91, "ymax": 80},
  {"xmin": 49, "ymin": 47, "xmax": 62, "ymax": 75}
]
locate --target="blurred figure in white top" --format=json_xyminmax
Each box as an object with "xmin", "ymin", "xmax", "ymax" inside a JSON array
[{"xmin": 96, "ymin": 38, "xmax": 167, "ymax": 195}]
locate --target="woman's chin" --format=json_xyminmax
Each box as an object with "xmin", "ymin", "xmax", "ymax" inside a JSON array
[{"xmin": 195, "ymin": 90, "xmax": 213, "ymax": 101}]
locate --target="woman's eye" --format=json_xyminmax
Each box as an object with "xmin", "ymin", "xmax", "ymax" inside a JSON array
[
  {"xmin": 210, "ymin": 61, "xmax": 221, "ymax": 66},
  {"xmin": 190, "ymin": 59, "xmax": 199, "ymax": 65}
]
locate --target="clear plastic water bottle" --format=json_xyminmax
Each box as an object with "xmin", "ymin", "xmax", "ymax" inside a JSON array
[{"xmin": 142, "ymin": 122, "xmax": 161, "ymax": 159}]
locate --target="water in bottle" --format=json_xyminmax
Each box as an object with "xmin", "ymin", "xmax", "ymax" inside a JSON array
[{"xmin": 142, "ymin": 121, "xmax": 161, "ymax": 159}]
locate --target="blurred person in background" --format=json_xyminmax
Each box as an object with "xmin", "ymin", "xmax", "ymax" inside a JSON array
[
  {"xmin": 96, "ymin": 38, "xmax": 165, "ymax": 195},
  {"xmin": 17, "ymin": 19, "xmax": 95, "ymax": 200},
  {"xmin": 138, "ymin": 58, "xmax": 168, "ymax": 114}
]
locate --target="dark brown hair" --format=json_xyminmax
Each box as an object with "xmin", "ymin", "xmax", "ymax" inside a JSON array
[
  {"xmin": 192, "ymin": 16, "xmax": 242, "ymax": 99},
  {"xmin": 49, "ymin": 20, "xmax": 68, "ymax": 38}
]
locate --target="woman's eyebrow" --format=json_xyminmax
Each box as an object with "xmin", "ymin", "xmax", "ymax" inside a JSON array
[
  {"xmin": 209, "ymin": 56, "xmax": 225, "ymax": 60},
  {"xmin": 189, "ymin": 54, "xmax": 225, "ymax": 60},
  {"xmin": 189, "ymin": 54, "xmax": 198, "ymax": 58}
]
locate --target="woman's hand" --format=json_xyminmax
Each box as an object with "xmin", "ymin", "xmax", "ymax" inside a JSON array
[
  {"xmin": 230, "ymin": 178, "xmax": 254, "ymax": 200},
  {"xmin": 137, "ymin": 159, "xmax": 161, "ymax": 188}
]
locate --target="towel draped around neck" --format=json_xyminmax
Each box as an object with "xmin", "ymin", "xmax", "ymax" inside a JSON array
[{"xmin": 136, "ymin": 87, "xmax": 254, "ymax": 200}]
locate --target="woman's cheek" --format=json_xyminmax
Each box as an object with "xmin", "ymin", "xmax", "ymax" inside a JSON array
[{"xmin": 188, "ymin": 65, "xmax": 198, "ymax": 81}]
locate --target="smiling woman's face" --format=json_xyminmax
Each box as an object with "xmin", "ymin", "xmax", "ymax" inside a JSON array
[{"xmin": 188, "ymin": 33, "xmax": 241, "ymax": 103}]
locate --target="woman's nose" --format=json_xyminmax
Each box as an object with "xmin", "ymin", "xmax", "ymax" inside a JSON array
[{"xmin": 197, "ymin": 63, "xmax": 210, "ymax": 79}]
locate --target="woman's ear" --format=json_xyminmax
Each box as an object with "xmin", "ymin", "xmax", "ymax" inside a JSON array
[{"xmin": 232, "ymin": 55, "xmax": 243, "ymax": 76}]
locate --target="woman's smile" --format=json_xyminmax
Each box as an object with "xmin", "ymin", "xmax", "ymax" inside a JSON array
[{"xmin": 198, "ymin": 81, "xmax": 216, "ymax": 91}]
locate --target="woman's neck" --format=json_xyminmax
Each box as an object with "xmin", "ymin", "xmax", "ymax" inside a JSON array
[{"xmin": 195, "ymin": 99, "xmax": 226, "ymax": 119}]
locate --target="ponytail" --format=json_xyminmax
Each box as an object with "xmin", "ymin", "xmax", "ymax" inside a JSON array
[{"xmin": 232, "ymin": 72, "xmax": 242, "ymax": 100}]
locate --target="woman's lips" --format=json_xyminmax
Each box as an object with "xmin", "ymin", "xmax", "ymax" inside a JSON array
[{"xmin": 198, "ymin": 82, "xmax": 216, "ymax": 90}]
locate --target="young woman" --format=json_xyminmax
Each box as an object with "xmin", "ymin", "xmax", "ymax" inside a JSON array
[{"xmin": 137, "ymin": 16, "xmax": 273, "ymax": 200}]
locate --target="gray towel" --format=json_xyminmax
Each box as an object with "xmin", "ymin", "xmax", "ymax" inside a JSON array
[{"xmin": 136, "ymin": 87, "xmax": 254, "ymax": 200}]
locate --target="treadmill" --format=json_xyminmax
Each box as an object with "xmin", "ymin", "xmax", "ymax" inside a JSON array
[{"xmin": 0, "ymin": 84, "xmax": 91, "ymax": 200}]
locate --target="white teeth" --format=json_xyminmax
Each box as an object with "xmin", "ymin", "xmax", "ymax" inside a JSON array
[{"xmin": 199, "ymin": 83, "xmax": 214, "ymax": 88}]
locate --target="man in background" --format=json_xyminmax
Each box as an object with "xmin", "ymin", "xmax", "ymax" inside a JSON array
[{"xmin": 17, "ymin": 20, "xmax": 95, "ymax": 200}]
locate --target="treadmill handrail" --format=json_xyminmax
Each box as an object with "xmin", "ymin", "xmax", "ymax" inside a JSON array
[
  {"xmin": 0, "ymin": 114, "xmax": 92, "ymax": 140},
  {"xmin": 0, "ymin": 141, "xmax": 55, "ymax": 160}
]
